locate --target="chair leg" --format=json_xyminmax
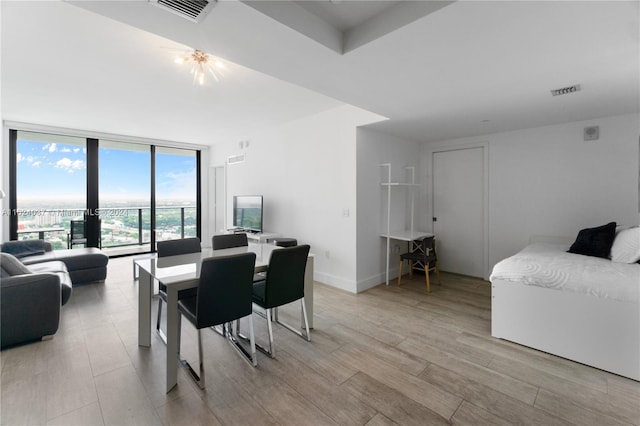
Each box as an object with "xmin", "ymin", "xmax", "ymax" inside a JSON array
[
  {"xmin": 178, "ymin": 320, "xmax": 205, "ymax": 389},
  {"xmin": 251, "ymin": 299, "xmax": 311, "ymax": 359},
  {"xmin": 435, "ymin": 261, "xmax": 442, "ymax": 284},
  {"xmin": 266, "ymin": 308, "xmax": 275, "ymax": 357},
  {"xmin": 300, "ymin": 297, "xmax": 311, "ymax": 342},
  {"xmin": 425, "ymin": 268, "xmax": 431, "ymax": 293},
  {"xmin": 224, "ymin": 318, "xmax": 258, "ymax": 367},
  {"xmin": 246, "ymin": 307, "xmax": 277, "ymax": 358},
  {"xmin": 156, "ymin": 298, "xmax": 167, "ymax": 345},
  {"xmin": 273, "ymin": 298, "xmax": 311, "ymax": 343},
  {"xmin": 409, "ymin": 261, "xmax": 413, "ymax": 279},
  {"xmin": 197, "ymin": 329, "xmax": 205, "ymax": 389},
  {"xmin": 397, "ymin": 260, "xmax": 403, "ymax": 286},
  {"xmin": 247, "ymin": 316, "xmax": 257, "ymax": 366}
]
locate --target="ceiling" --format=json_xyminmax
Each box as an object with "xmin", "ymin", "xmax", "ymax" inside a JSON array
[{"xmin": 2, "ymin": 1, "xmax": 638, "ymax": 147}]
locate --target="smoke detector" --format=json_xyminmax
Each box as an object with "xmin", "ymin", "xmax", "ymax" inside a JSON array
[
  {"xmin": 152, "ymin": 0, "xmax": 216, "ymax": 23},
  {"xmin": 551, "ymin": 84, "xmax": 581, "ymax": 96}
]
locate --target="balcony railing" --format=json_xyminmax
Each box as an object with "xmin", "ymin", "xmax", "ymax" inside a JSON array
[{"xmin": 16, "ymin": 206, "xmax": 197, "ymax": 251}]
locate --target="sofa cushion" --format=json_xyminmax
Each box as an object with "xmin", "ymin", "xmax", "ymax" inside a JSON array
[
  {"xmin": 51, "ymin": 272, "xmax": 73, "ymax": 305},
  {"xmin": 27, "ymin": 261, "xmax": 68, "ymax": 275},
  {"xmin": 1, "ymin": 239, "xmax": 46, "ymax": 258},
  {"xmin": 0, "ymin": 253, "xmax": 72, "ymax": 305},
  {"xmin": 611, "ymin": 226, "xmax": 640, "ymax": 263},
  {"xmin": 0, "ymin": 252, "xmax": 31, "ymax": 277},
  {"xmin": 25, "ymin": 261, "xmax": 72, "ymax": 305},
  {"xmin": 568, "ymin": 222, "xmax": 617, "ymax": 259},
  {"xmin": 52, "ymin": 248, "xmax": 108, "ymax": 270},
  {"xmin": 18, "ymin": 251, "xmax": 58, "ymax": 265}
]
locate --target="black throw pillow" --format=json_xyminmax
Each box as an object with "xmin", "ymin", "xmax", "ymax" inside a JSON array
[{"xmin": 567, "ymin": 222, "xmax": 617, "ymax": 258}]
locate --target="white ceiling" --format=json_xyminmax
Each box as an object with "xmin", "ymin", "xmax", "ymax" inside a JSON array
[
  {"xmin": 293, "ymin": 0, "xmax": 401, "ymax": 32},
  {"xmin": 2, "ymin": 1, "xmax": 638, "ymax": 147}
]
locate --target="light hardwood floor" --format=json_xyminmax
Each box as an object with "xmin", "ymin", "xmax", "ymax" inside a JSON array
[{"xmin": 1, "ymin": 257, "xmax": 639, "ymax": 425}]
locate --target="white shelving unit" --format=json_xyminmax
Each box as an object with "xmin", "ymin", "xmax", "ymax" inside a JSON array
[{"xmin": 380, "ymin": 163, "xmax": 432, "ymax": 285}]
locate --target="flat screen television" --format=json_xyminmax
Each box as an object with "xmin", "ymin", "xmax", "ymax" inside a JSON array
[{"xmin": 233, "ymin": 195, "xmax": 263, "ymax": 232}]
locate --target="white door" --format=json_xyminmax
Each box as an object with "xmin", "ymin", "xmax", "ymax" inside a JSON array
[
  {"xmin": 208, "ymin": 166, "xmax": 225, "ymax": 235},
  {"xmin": 432, "ymin": 147, "xmax": 485, "ymax": 278}
]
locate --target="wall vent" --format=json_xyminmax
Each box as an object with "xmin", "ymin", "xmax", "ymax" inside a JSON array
[
  {"xmin": 151, "ymin": 0, "xmax": 216, "ymax": 23},
  {"xmin": 551, "ymin": 84, "xmax": 581, "ymax": 96},
  {"xmin": 227, "ymin": 154, "xmax": 245, "ymax": 165}
]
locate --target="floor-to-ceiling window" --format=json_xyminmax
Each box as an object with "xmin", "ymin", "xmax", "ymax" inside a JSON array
[
  {"xmin": 13, "ymin": 130, "xmax": 87, "ymax": 250},
  {"xmin": 99, "ymin": 140, "xmax": 151, "ymax": 253},
  {"xmin": 9, "ymin": 128, "xmax": 201, "ymax": 255},
  {"xmin": 154, "ymin": 147, "xmax": 198, "ymax": 243}
]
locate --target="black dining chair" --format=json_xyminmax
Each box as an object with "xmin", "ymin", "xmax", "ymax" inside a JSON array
[
  {"xmin": 212, "ymin": 233, "xmax": 248, "ymax": 250},
  {"xmin": 155, "ymin": 237, "xmax": 202, "ymax": 344},
  {"xmin": 212, "ymin": 233, "xmax": 265, "ymax": 282},
  {"xmin": 177, "ymin": 252, "xmax": 258, "ymax": 389},
  {"xmin": 247, "ymin": 244, "xmax": 311, "ymax": 358},
  {"xmin": 398, "ymin": 236, "xmax": 441, "ymax": 292}
]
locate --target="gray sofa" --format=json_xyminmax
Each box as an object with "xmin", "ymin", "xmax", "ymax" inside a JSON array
[
  {"xmin": 0, "ymin": 240, "xmax": 109, "ymax": 348},
  {"xmin": 1, "ymin": 240, "xmax": 108, "ymax": 284}
]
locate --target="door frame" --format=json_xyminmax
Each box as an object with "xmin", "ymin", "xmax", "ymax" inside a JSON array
[{"xmin": 426, "ymin": 142, "xmax": 490, "ymax": 280}]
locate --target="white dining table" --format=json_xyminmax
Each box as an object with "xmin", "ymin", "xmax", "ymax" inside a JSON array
[{"xmin": 135, "ymin": 243, "xmax": 314, "ymax": 392}]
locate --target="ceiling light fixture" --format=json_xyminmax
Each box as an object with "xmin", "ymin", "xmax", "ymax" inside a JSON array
[{"xmin": 175, "ymin": 49, "xmax": 225, "ymax": 85}]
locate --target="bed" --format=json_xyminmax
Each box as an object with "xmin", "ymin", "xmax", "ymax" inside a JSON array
[{"xmin": 490, "ymin": 240, "xmax": 640, "ymax": 381}]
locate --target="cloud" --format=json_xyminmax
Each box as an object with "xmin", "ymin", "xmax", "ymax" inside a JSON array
[
  {"xmin": 60, "ymin": 148, "xmax": 71, "ymax": 153},
  {"xmin": 73, "ymin": 148, "xmax": 80, "ymax": 153},
  {"xmin": 42, "ymin": 143, "xmax": 58, "ymax": 152},
  {"xmin": 157, "ymin": 168, "xmax": 197, "ymax": 199},
  {"xmin": 55, "ymin": 157, "xmax": 85, "ymax": 173},
  {"xmin": 18, "ymin": 155, "xmax": 43, "ymax": 167}
]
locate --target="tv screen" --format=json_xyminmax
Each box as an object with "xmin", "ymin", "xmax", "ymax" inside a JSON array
[{"xmin": 233, "ymin": 195, "xmax": 263, "ymax": 232}]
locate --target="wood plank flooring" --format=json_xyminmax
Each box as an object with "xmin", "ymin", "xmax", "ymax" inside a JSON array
[{"xmin": 1, "ymin": 257, "xmax": 638, "ymax": 425}]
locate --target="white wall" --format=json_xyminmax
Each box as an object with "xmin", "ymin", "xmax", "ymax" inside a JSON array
[
  {"xmin": 422, "ymin": 113, "xmax": 639, "ymax": 271},
  {"xmin": 356, "ymin": 127, "xmax": 422, "ymax": 292},
  {"xmin": 212, "ymin": 104, "xmax": 384, "ymax": 292}
]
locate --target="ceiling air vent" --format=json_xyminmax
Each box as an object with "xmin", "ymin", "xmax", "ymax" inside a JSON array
[
  {"xmin": 551, "ymin": 84, "xmax": 581, "ymax": 96},
  {"xmin": 227, "ymin": 154, "xmax": 245, "ymax": 165},
  {"xmin": 152, "ymin": 0, "xmax": 216, "ymax": 23}
]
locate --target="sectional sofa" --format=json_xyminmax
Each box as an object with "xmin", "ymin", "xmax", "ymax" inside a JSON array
[{"xmin": 0, "ymin": 240, "xmax": 109, "ymax": 347}]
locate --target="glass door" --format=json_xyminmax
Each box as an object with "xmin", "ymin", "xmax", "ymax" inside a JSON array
[
  {"xmin": 99, "ymin": 140, "xmax": 151, "ymax": 255},
  {"xmin": 154, "ymin": 147, "xmax": 198, "ymax": 244}
]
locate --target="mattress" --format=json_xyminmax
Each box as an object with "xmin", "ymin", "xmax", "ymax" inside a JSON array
[{"xmin": 490, "ymin": 243, "xmax": 640, "ymax": 303}]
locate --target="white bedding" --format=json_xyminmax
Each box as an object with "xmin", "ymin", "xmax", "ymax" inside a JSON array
[{"xmin": 490, "ymin": 243, "xmax": 640, "ymax": 303}]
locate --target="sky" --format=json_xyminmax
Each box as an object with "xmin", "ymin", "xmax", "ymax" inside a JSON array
[{"xmin": 16, "ymin": 138, "xmax": 197, "ymax": 204}]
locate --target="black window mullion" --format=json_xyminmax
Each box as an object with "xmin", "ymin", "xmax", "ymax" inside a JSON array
[
  {"xmin": 150, "ymin": 145, "xmax": 156, "ymax": 252},
  {"xmin": 86, "ymin": 138, "xmax": 100, "ymax": 248},
  {"xmin": 196, "ymin": 150, "xmax": 201, "ymax": 241},
  {"xmin": 9, "ymin": 129, "xmax": 18, "ymax": 241}
]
